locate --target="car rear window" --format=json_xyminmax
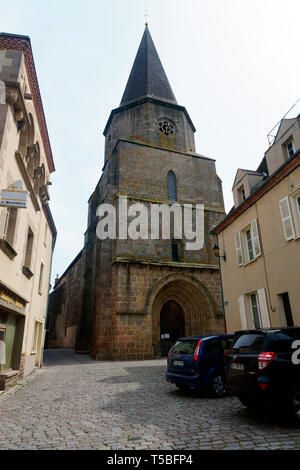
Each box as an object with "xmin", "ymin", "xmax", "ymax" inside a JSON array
[
  {"xmin": 171, "ymin": 340, "xmax": 198, "ymax": 356},
  {"xmin": 230, "ymin": 334, "xmax": 265, "ymax": 354}
]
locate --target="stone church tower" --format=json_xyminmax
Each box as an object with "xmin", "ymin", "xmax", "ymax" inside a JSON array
[{"xmin": 76, "ymin": 26, "xmax": 226, "ymax": 360}]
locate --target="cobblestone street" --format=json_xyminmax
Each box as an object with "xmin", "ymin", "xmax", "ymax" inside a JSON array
[{"xmin": 0, "ymin": 349, "xmax": 299, "ymax": 450}]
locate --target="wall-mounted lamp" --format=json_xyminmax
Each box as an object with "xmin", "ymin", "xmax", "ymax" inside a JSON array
[{"xmin": 213, "ymin": 244, "xmax": 226, "ymax": 261}]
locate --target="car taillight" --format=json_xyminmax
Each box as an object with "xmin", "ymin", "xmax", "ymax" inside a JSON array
[
  {"xmin": 193, "ymin": 340, "xmax": 202, "ymax": 361},
  {"xmin": 259, "ymin": 383, "xmax": 269, "ymax": 390},
  {"xmin": 258, "ymin": 352, "xmax": 276, "ymax": 370},
  {"xmin": 167, "ymin": 342, "xmax": 177, "ymax": 359}
]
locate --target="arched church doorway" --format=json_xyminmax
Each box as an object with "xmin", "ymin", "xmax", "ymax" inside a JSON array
[
  {"xmin": 160, "ymin": 300, "xmax": 185, "ymax": 357},
  {"xmin": 147, "ymin": 273, "xmax": 219, "ymax": 358}
]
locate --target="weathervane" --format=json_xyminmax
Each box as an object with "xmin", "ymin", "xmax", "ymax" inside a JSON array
[{"xmin": 145, "ymin": 9, "xmax": 148, "ymax": 26}]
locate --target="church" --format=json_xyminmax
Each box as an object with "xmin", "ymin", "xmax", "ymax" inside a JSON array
[{"xmin": 47, "ymin": 25, "xmax": 226, "ymax": 360}]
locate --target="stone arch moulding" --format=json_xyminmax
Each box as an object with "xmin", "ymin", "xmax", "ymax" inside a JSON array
[{"xmin": 145, "ymin": 272, "xmax": 218, "ymax": 357}]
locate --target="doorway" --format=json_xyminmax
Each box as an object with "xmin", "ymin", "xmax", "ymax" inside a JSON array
[
  {"xmin": 160, "ymin": 300, "xmax": 185, "ymax": 357},
  {"xmin": 280, "ymin": 292, "xmax": 294, "ymax": 327},
  {"xmin": 0, "ymin": 310, "xmax": 17, "ymax": 372}
]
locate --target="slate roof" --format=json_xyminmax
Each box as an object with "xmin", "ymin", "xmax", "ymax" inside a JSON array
[{"xmin": 120, "ymin": 25, "xmax": 177, "ymax": 106}]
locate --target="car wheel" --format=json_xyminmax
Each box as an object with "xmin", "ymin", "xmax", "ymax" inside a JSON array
[
  {"xmin": 209, "ymin": 372, "xmax": 227, "ymax": 398},
  {"xmin": 288, "ymin": 386, "xmax": 300, "ymax": 426},
  {"xmin": 239, "ymin": 395, "xmax": 266, "ymax": 411},
  {"xmin": 175, "ymin": 384, "xmax": 190, "ymax": 392}
]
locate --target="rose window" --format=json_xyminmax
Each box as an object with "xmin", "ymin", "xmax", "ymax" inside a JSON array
[{"xmin": 159, "ymin": 120, "xmax": 176, "ymax": 136}]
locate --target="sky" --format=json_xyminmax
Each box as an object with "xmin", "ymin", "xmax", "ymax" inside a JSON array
[{"xmin": 1, "ymin": 0, "xmax": 299, "ymax": 284}]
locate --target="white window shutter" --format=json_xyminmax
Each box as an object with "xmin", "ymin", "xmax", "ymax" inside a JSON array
[
  {"xmin": 235, "ymin": 232, "xmax": 244, "ymax": 266},
  {"xmin": 238, "ymin": 295, "xmax": 248, "ymax": 330},
  {"xmin": 257, "ymin": 288, "xmax": 271, "ymax": 328},
  {"xmin": 251, "ymin": 219, "xmax": 261, "ymax": 258},
  {"xmin": 279, "ymin": 197, "xmax": 295, "ymax": 241}
]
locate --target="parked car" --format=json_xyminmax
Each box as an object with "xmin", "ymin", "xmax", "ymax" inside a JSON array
[
  {"xmin": 224, "ymin": 327, "xmax": 300, "ymax": 424},
  {"xmin": 166, "ymin": 334, "xmax": 234, "ymax": 397}
]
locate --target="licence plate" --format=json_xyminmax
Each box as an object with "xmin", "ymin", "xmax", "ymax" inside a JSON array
[
  {"xmin": 173, "ymin": 360, "xmax": 184, "ymax": 366},
  {"xmin": 231, "ymin": 363, "xmax": 245, "ymax": 371}
]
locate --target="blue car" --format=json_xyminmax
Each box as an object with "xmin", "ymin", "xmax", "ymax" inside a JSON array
[{"xmin": 166, "ymin": 334, "xmax": 234, "ymax": 397}]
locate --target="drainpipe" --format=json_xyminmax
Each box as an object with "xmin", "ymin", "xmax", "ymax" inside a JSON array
[
  {"xmin": 215, "ymin": 234, "xmax": 227, "ymax": 333},
  {"xmin": 254, "ymin": 204, "xmax": 276, "ymax": 318}
]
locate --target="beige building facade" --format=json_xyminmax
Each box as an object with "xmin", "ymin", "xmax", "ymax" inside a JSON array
[
  {"xmin": 213, "ymin": 114, "xmax": 300, "ymax": 333},
  {"xmin": 0, "ymin": 33, "xmax": 56, "ymax": 390}
]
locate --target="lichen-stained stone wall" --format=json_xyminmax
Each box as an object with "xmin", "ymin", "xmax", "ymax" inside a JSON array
[
  {"xmin": 47, "ymin": 251, "xmax": 83, "ymax": 350},
  {"xmin": 82, "ymin": 98, "xmax": 226, "ymax": 360},
  {"xmin": 76, "ymin": 29, "xmax": 227, "ymax": 360},
  {"xmin": 108, "ymin": 263, "xmax": 225, "ymax": 360}
]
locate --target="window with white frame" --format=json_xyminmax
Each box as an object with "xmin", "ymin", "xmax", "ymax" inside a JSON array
[
  {"xmin": 250, "ymin": 293, "xmax": 262, "ymax": 329},
  {"xmin": 237, "ymin": 185, "xmax": 246, "ymax": 204},
  {"xmin": 235, "ymin": 219, "xmax": 261, "ymax": 266},
  {"xmin": 297, "ymin": 196, "xmax": 300, "ymax": 220},
  {"xmin": 286, "ymin": 140, "xmax": 295, "ymax": 159},
  {"xmin": 245, "ymin": 229, "xmax": 254, "ymax": 261},
  {"xmin": 238, "ymin": 289, "xmax": 270, "ymax": 330}
]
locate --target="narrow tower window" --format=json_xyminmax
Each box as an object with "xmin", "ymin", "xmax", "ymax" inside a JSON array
[
  {"xmin": 3, "ymin": 208, "xmax": 18, "ymax": 246},
  {"xmin": 24, "ymin": 227, "xmax": 34, "ymax": 268},
  {"xmin": 172, "ymin": 241, "xmax": 179, "ymax": 262},
  {"xmin": 38, "ymin": 262, "xmax": 44, "ymax": 294},
  {"xmin": 168, "ymin": 171, "xmax": 177, "ymax": 201}
]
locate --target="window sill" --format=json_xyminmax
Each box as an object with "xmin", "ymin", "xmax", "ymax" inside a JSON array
[
  {"xmin": 240, "ymin": 256, "xmax": 260, "ymax": 267},
  {"xmin": 22, "ymin": 265, "xmax": 34, "ymax": 279},
  {"xmin": 0, "ymin": 239, "xmax": 17, "ymax": 260},
  {"xmin": 288, "ymin": 234, "xmax": 300, "ymax": 241},
  {"xmin": 243, "ymin": 258, "xmax": 257, "ymax": 267}
]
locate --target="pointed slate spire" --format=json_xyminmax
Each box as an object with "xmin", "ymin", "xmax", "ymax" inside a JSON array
[{"xmin": 120, "ymin": 25, "xmax": 177, "ymax": 106}]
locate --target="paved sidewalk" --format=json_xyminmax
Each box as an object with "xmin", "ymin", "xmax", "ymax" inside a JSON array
[{"xmin": 0, "ymin": 349, "xmax": 299, "ymax": 450}]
